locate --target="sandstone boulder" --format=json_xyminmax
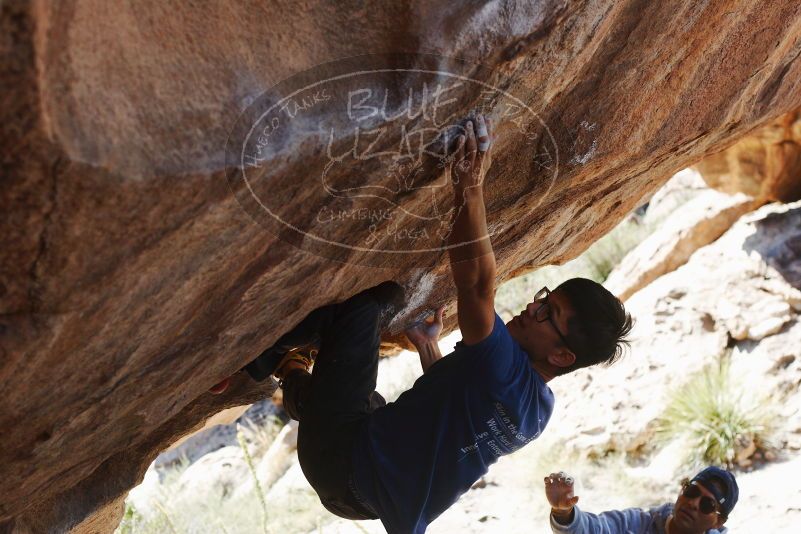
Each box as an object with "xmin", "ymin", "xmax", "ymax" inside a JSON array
[
  {"xmin": 174, "ymin": 446, "xmax": 251, "ymax": 501},
  {"xmin": 639, "ymin": 168, "xmax": 710, "ymax": 225},
  {"xmin": 3, "ymin": 1, "xmax": 801, "ymax": 532},
  {"xmin": 604, "ymin": 187, "xmax": 754, "ymax": 301},
  {"xmin": 244, "ymin": 420, "xmax": 299, "ymax": 498},
  {"xmin": 696, "ymin": 110, "xmax": 801, "ymax": 203}
]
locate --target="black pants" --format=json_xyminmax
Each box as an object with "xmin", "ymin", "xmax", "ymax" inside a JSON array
[{"xmin": 247, "ymin": 284, "xmax": 400, "ymax": 519}]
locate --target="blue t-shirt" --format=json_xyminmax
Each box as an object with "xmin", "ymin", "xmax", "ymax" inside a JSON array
[{"xmin": 351, "ymin": 313, "xmax": 555, "ymax": 533}]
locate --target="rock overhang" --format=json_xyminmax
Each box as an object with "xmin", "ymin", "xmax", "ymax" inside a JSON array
[{"xmin": 2, "ymin": 0, "xmax": 801, "ymax": 531}]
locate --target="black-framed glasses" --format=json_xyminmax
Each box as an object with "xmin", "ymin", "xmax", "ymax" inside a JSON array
[
  {"xmin": 681, "ymin": 482, "xmax": 722, "ymax": 516},
  {"xmin": 533, "ymin": 287, "xmax": 575, "ymax": 354}
]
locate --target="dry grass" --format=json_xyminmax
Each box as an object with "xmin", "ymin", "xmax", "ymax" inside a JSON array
[{"xmin": 115, "ymin": 415, "xmax": 332, "ymax": 534}]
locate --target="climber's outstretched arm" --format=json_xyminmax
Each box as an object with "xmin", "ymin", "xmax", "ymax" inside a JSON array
[{"xmin": 446, "ymin": 114, "xmax": 496, "ymax": 345}]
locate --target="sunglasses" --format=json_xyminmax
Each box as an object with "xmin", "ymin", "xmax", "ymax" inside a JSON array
[
  {"xmin": 532, "ymin": 287, "xmax": 576, "ymax": 355},
  {"xmin": 681, "ymin": 482, "xmax": 722, "ymax": 516}
]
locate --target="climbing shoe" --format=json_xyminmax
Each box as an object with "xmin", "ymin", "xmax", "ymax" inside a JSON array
[
  {"xmin": 208, "ymin": 376, "xmax": 232, "ymax": 395},
  {"xmin": 274, "ymin": 346, "xmax": 318, "ymax": 383},
  {"xmin": 243, "ymin": 333, "xmax": 320, "ymax": 382}
]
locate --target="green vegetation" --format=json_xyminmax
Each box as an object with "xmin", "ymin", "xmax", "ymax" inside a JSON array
[
  {"xmin": 115, "ymin": 415, "xmax": 331, "ymax": 534},
  {"xmin": 655, "ymin": 355, "xmax": 777, "ymax": 469},
  {"xmin": 117, "ymin": 502, "xmax": 142, "ymax": 534},
  {"xmin": 239, "ymin": 414, "xmax": 286, "ymax": 450},
  {"xmin": 237, "ymin": 428, "xmax": 269, "ymax": 533}
]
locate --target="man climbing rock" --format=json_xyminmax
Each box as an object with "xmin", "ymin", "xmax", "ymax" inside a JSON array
[
  {"xmin": 544, "ymin": 467, "xmax": 738, "ymax": 533},
  {"xmin": 225, "ymin": 113, "xmax": 633, "ymax": 533}
]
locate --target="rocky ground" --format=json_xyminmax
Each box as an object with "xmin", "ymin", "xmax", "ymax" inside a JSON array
[{"xmin": 121, "ymin": 189, "xmax": 801, "ymax": 533}]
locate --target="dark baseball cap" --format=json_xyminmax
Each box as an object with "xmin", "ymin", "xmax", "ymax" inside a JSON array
[{"xmin": 691, "ymin": 466, "xmax": 739, "ymax": 517}]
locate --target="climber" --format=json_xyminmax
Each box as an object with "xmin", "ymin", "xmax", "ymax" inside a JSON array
[
  {"xmin": 217, "ymin": 113, "xmax": 634, "ymax": 533},
  {"xmin": 544, "ymin": 466, "xmax": 738, "ymax": 533}
]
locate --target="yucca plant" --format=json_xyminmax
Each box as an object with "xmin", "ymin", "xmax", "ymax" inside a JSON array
[{"xmin": 655, "ymin": 357, "xmax": 776, "ymax": 469}]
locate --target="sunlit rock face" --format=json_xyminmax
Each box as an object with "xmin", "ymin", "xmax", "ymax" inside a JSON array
[
  {"xmin": 696, "ymin": 110, "xmax": 801, "ymax": 204},
  {"xmin": 605, "ymin": 184, "xmax": 755, "ymax": 301},
  {"xmin": 2, "ymin": 0, "xmax": 801, "ymax": 532}
]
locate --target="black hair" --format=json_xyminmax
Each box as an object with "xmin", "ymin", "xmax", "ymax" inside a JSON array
[{"xmin": 555, "ymin": 277, "xmax": 633, "ymax": 373}]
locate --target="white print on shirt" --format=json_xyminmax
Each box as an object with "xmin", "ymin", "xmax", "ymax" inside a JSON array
[{"xmin": 457, "ymin": 402, "xmax": 541, "ymax": 462}]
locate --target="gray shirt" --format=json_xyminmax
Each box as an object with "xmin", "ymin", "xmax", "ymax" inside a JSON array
[{"xmin": 549, "ymin": 503, "xmax": 728, "ymax": 534}]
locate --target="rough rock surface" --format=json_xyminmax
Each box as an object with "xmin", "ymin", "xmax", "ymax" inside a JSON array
[
  {"xmin": 3, "ymin": 1, "xmax": 801, "ymax": 532},
  {"xmin": 1, "ymin": 373, "xmax": 275, "ymax": 534},
  {"xmin": 696, "ymin": 110, "xmax": 801, "ymax": 203}
]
